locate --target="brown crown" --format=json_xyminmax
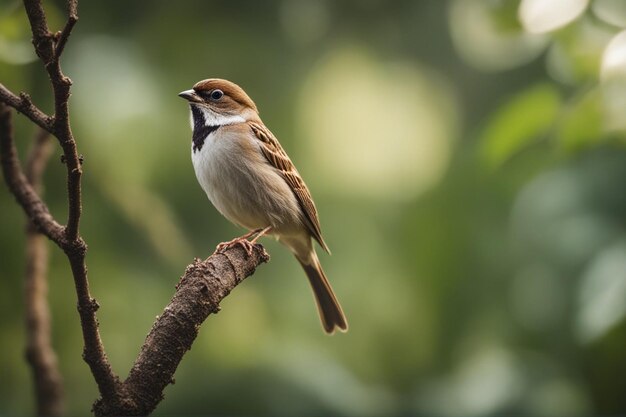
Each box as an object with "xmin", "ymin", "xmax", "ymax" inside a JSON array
[{"xmin": 192, "ymin": 78, "xmax": 258, "ymax": 113}]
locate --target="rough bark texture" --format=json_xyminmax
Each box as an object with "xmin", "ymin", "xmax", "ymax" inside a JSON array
[
  {"xmin": 1, "ymin": 1, "xmax": 271, "ymax": 415},
  {"xmin": 93, "ymin": 245, "xmax": 270, "ymax": 416},
  {"xmin": 1, "ymin": 0, "xmax": 122, "ymax": 404},
  {"xmin": 0, "ymin": 105, "xmax": 64, "ymax": 242}
]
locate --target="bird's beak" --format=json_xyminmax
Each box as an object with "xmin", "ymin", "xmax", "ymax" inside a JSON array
[{"xmin": 178, "ymin": 89, "xmax": 202, "ymax": 103}]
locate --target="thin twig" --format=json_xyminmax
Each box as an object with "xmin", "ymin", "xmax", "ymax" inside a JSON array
[
  {"xmin": 23, "ymin": 0, "xmax": 81, "ymax": 241},
  {"xmin": 67, "ymin": 0, "xmax": 78, "ymax": 17},
  {"xmin": 1, "ymin": 101, "xmax": 121, "ymax": 408},
  {"xmin": 0, "ymin": 104, "xmax": 64, "ymax": 243},
  {"xmin": 24, "ymin": 129, "xmax": 65, "ymax": 416},
  {"xmin": 54, "ymin": 1, "xmax": 78, "ymax": 59},
  {"xmin": 2, "ymin": 0, "xmax": 126, "ymax": 406},
  {"xmin": 20, "ymin": 0, "xmax": 122, "ymax": 401},
  {"xmin": 2, "ymin": 1, "xmax": 273, "ymax": 415},
  {"xmin": 0, "ymin": 84, "xmax": 53, "ymax": 132}
]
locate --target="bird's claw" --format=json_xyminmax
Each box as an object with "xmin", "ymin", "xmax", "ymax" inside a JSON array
[
  {"xmin": 215, "ymin": 237, "xmax": 256, "ymax": 256},
  {"xmin": 215, "ymin": 227, "xmax": 271, "ymax": 257}
]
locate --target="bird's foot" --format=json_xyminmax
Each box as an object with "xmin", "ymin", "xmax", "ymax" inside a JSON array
[
  {"xmin": 215, "ymin": 227, "xmax": 272, "ymax": 256},
  {"xmin": 216, "ymin": 236, "xmax": 257, "ymax": 256}
]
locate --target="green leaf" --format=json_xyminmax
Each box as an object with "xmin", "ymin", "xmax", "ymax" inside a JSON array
[
  {"xmin": 557, "ymin": 88, "xmax": 604, "ymax": 151},
  {"xmin": 480, "ymin": 83, "xmax": 561, "ymax": 167}
]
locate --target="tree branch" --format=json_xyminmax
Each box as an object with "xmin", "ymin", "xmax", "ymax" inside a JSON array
[
  {"xmin": 24, "ymin": 129, "xmax": 65, "ymax": 416},
  {"xmin": 23, "ymin": 0, "xmax": 81, "ymax": 241},
  {"xmin": 54, "ymin": 0, "xmax": 78, "ymax": 60},
  {"xmin": 0, "ymin": 104, "xmax": 64, "ymax": 243},
  {"xmin": 0, "ymin": 84, "xmax": 53, "ymax": 132},
  {"xmin": 17, "ymin": 0, "xmax": 123, "ymax": 402},
  {"xmin": 1, "ymin": 102, "xmax": 120, "ymax": 402},
  {"xmin": 2, "ymin": 2, "xmax": 273, "ymax": 415},
  {"xmin": 93, "ymin": 245, "xmax": 270, "ymax": 417}
]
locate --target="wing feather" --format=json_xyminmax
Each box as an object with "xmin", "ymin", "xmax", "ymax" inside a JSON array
[{"xmin": 249, "ymin": 122, "xmax": 330, "ymax": 253}]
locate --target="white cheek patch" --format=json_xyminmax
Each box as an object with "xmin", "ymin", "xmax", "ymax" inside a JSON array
[
  {"xmin": 187, "ymin": 105, "xmax": 245, "ymax": 131},
  {"xmin": 197, "ymin": 106, "xmax": 245, "ymax": 127}
]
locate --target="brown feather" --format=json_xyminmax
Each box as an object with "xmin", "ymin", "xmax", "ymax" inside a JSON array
[
  {"xmin": 297, "ymin": 255, "xmax": 348, "ymax": 334},
  {"xmin": 248, "ymin": 122, "xmax": 330, "ymax": 253},
  {"xmin": 192, "ymin": 78, "xmax": 258, "ymax": 113}
]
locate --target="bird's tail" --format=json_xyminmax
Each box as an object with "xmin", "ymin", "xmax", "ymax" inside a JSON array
[{"xmin": 296, "ymin": 251, "xmax": 348, "ymax": 334}]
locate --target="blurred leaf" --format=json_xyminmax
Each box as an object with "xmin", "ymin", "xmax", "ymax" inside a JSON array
[
  {"xmin": 547, "ymin": 18, "xmax": 616, "ymax": 85},
  {"xmin": 480, "ymin": 84, "xmax": 561, "ymax": 167},
  {"xmin": 298, "ymin": 46, "xmax": 457, "ymax": 201},
  {"xmin": 600, "ymin": 29, "xmax": 626, "ymax": 81},
  {"xmin": 592, "ymin": 0, "xmax": 626, "ymax": 28},
  {"xmin": 519, "ymin": 0, "xmax": 589, "ymax": 34},
  {"xmin": 600, "ymin": 31, "xmax": 626, "ymax": 131},
  {"xmin": 601, "ymin": 79, "xmax": 626, "ymax": 132},
  {"xmin": 3, "ymin": 0, "xmax": 626, "ymax": 415},
  {"xmin": 0, "ymin": 1, "xmax": 30, "ymax": 39},
  {"xmin": 449, "ymin": 0, "xmax": 547, "ymax": 71},
  {"xmin": 0, "ymin": 0, "xmax": 65, "ymax": 65},
  {"xmin": 0, "ymin": 2, "xmax": 36, "ymax": 64},
  {"xmin": 576, "ymin": 240, "xmax": 626, "ymax": 343},
  {"xmin": 488, "ymin": 0, "xmax": 524, "ymax": 33},
  {"xmin": 556, "ymin": 88, "xmax": 603, "ymax": 151},
  {"xmin": 0, "ymin": 37, "xmax": 36, "ymax": 65}
]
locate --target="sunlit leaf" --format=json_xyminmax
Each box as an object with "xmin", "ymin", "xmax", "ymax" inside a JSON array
[
  {"xmin": 600, "ymin": 30, "xmax": 626, "ymax": 130},
  {"xmin": 480, "ymin": 84, "xmax": 561, "ymax": 167},
  {"xmin": 449, "ymin": 0, "xmax": 548, "ymax": 71},
  {"xmin": 556, "ymin": 88, "xmax": 603, "ymax": 151},
  {"xmin": 600, "ymin": 29, "xmax": 626, "ymax": 80},
  {"xmin": 592, "ymin": 0, "xmax": 626, "ymax": 28},
  {"xmin": 0, "ymin": 4, "xmax": 36, "ymax": 64},
  {"xmin": 577, "ymin": 241, "xmax": 626, "ymax": 343},
  {"xmin": 519, "ymin": 0, "xmax": 590, "ymax": 34},
  {"xmin": 488, "ymin": 0, "xmax": 525, "ymax": 33},
  {"xmin": 547, "ymin": 18, "xmax": 616, "ymax": 85},
  {"xmin": 298, "ymin": 46, "xmax": 458, "ymax": 201}
]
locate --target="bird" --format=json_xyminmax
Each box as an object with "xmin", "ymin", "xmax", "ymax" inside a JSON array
[{"xmin": 178, "ymin": 78, "xmax": 348, "ymax": 334}]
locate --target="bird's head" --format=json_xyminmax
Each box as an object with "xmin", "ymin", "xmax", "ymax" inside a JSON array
[{"xmin": 178, "ymin": 78, "xmax": 258, "ymax": 127}]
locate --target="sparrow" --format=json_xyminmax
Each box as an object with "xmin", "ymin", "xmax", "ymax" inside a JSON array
[{"xmin": 178, "ymin": 78, "xmax": 348, "ymax": 334}]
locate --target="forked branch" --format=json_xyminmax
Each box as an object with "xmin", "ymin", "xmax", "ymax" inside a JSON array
[
  {"xmin": 0, "ymin": 0, "xmax": 120, "ymax": 403},
  {"xmin": 0, "ymin": 0, "xmax": 271, "ymax": 415}
]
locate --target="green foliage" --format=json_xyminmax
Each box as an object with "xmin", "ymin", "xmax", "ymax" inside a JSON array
[
  {"xmin": 480, "ymin": 84, "xmax": 561, "ymax": 167},
  {"xmin": 557, "ymin": 87, "xmax": 604, "ymax": 151},
  {"xmin": 488, "ymin": 0, "xmax": 523, "ymax": 33},
  {"xmin": 1, "ymin": 0, "xmax": 626, "ymax": 416}
]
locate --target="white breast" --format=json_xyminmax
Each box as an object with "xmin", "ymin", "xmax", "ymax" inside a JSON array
[
  {"xmin": 192, "ymin": 128, "xmax": 242, "ymax": 224},
  {"xmin": 190, "ymin": 123, "xmax": 303, "ymax": 234}
]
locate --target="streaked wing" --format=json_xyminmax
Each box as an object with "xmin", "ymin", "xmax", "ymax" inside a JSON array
[{"xmin": 249, "ymin": 122, "xmax": 330, "ymax": 253}]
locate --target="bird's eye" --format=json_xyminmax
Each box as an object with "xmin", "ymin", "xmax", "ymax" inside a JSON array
[{"xmin": 210, "ymin": 89, "xmax": 224, "ymax": 100}]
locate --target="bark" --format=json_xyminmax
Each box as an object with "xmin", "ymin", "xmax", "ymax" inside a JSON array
[
  {"xmin": 23, "ymin": 130, "xmax": 65, "ymax": 416},
  {"xmin": 1, "ymin": 1, "xmax": 271, "ymax": 415},
  {"xmin": 93, "ymin": 245, "xmax": 269, "ymax": 416},
  {"xmin": 25, "ymin": 227, "xmax": 65, "ymax": 416}
]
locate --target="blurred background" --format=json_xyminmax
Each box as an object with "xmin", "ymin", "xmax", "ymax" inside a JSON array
[{"xmin": 1, "ymin": 0, "xmax": 626, "ymax": 415}]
